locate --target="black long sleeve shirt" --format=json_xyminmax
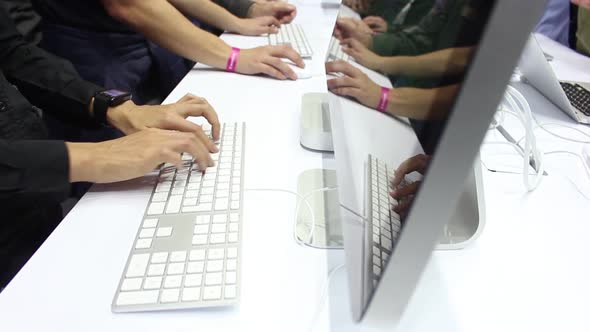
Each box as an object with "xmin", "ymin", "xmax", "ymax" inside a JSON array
[{"xmin": 0, "ymin": 7, "xmax": 103, "ymax": 201}]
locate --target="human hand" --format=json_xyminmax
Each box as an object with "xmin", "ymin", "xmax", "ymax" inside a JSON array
[
  {"xmin": 325, "ymin": 60, "xmax": 382, "ymax": 109},
  {"xmin": 573, "ymin": 0, "xmax": 590, "ymax": 9},
  {"xmin": 363, "ymin": 16, "xmax": 387, "ymax": 32},
  {"xmin": 106, "ymin": 93, "xmax": 220, "ymax": 153},
  {"xmin": 234, "ymin": 16, "xmax": 280, "ymax": 35},
  {"xmin": 249, "ymin": 1, "xmax": 297, "ymax": 24},
  {"xmin": 390, "ymin": 154, "xmax": 431, "ymax": 218},
  {"xmin": 334, "ymin": 18, "xmax": 372, "ymax": 47},
  {"xmin": 67, "ymin": 128, "xmax": 215, "ymax": 183},
  {"xmin": 237, "ymin": 45, "xmax": 305, "ymax": 80},
  {"xmin": 341, "ymin": 38, "xmax": 382, "ymax": 70}
]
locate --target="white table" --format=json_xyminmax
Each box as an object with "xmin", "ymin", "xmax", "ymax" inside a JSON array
[{"xmin": 2, "ymin": 6, "xmax": 590, "ymax": 332}]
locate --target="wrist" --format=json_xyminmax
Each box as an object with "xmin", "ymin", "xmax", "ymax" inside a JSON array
[
  {"xmin": 106, "ymin": 100, "xmax": 137, "ymax": 135},
  {"xmin": 66, "ymin": 142, "xmax": 96, "ymax": 183}
]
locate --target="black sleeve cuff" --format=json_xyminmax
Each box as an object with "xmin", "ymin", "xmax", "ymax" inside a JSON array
[{"xmin": 0, "ymin": 140, "xmax": 70, "ymax": 199}]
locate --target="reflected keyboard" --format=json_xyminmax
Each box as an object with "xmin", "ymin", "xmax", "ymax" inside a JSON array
[
  {"xmin": 327, "ymin": 36, "xmax": 352, "ymax": 62},
  {"xmin": 366, "ymin": 155, "xmax": 402, "ymax": 287},
  {"xmin": 269, "ymin": 23, "xmax": 313, "ymax": 58},
  {"xmin": 112, "ymin": 123, "xmax": 245, "ymax": 312}
]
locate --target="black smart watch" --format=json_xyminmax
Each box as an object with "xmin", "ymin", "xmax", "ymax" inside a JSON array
[{"xmin": 93, "ymin": 89, "xmax": 132, "ymax": 125}]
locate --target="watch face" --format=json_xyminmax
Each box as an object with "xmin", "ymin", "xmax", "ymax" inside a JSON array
[{"xmin": 103, "ymin": 89, "xmax": 129, "ymax": 97}]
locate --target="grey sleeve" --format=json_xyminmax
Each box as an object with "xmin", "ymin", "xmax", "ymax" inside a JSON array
[{"xmin": 213, "ymin": 0, "xmax": 256, "ymax": 18}]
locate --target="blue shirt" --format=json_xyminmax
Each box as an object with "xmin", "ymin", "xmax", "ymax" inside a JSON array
[{"xmin": 535, "ymin": 0, "xmax": 570, "ymax": 46}]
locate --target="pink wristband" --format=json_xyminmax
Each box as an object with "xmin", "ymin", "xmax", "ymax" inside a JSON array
[
  {"xmin": 226, "ymin": 47, "xmax": 240, "ymax": 72},
  {"xmin": 377, "ymin": 87, "xmax": 391, "ymax": 112}
]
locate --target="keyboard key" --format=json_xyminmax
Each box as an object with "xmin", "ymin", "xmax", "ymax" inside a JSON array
[
  {"xmin": 229, "ymin": 223, "xmax": 239, "ymax": 232},
  {"xmin": 147, "ymin": 264, "xmax": 166, "ymax": 276},
  {"xmin": 139, "ymin": 228, "xmax": 155, "ymax": 238},
  {"xmin": 170, "ymin": 251, "xmax": 187, "ymax": 262},
  {"xmin": 156, "ymin": 227, "xmax": 173, "ymax": 237},
  {"xmin": 201, "ymin": 187, "xmax": 214, "ymax": 195},
  {"xmin": 121, "ymin": 278, "xmax": 142, "ymax": 291},
  {"xmin": 211, "ymin": 224, "xmax": 227, "ymax": 233},
  {"xmin": 230, "ymin": 213, "xmax": 239, "ymax": 222},
  {"xmin": 206, "ymin": 260, "xmax": 224, "ymax": 272},
  {"xmin": 231, "ymin": 200, "xmax": 240, "ymax": 210},
  {"xmin": 171, "ymin": 187, "xmax": 184, "ymax": 196},
  {"xmin": 189, "ymin": 249, "xmax": 206, "ymax": 261},
  {"xmin": 147, "ymin": 202, "xmax": 165, "ymax": 215},
  {"xmin": 183, "ymin": 197, "xmax": 197, "ymax": 206},
  {"xmin": 151, "ymin": 252, "xmax": 168, "ymax": 264},
  {"xmin": 144, "ymin": 276, "xmax": 163, "ymax": 290},
  {"xmin": 215, "ymin": 198, "xmax": 229, "ymax": 211},
  {"xmin": 226, "ymin": 259, "xmax": 237, "ymax": 271},
  {"xmin": 213, "ymin": 214, "xmax": 228, "ymax": 223},
  {"xmin": 116, "ymin": 290, "xmax": 159, "ymax": 306},
  {"xmin": 182, "ymin": 287, "xmax": 201, "ymax": 302},
  {"xmin": 164, "ymin": 275, "xmax": 183, "ymax": 288},
  {"xmin": 184, "ymin": 274, "xmax": 203, "ymax": 287},
  {"xmin": 210, "ymin": 233, "xmax": 225, "ymax": 244},
  {"xmin": 203, "ymin": 286, "xmax": 222, "ymax": 300},
  {"xmin": 194, "ymin": 225, "xmax": 209, "ymax": 234},
  {"xmin": 166, "ymin": 195, "xmax": 183, "ymax": 214},
  {"xmin": 225, "ymin": 271, "xmax": 237, "ymax": 284},
  {"xmin": 192, "ymin": 235, "xmax": 207, "ymax": 245},
  {"xmin": 187, "ymin": 183, "xmax": 200, "ymax": 190},
  {"xmin": 151, "ymin": 192, "xmax": 168, "ymax": 202},
  {"xmin": 135, "ymin": 238, "xmax": 152, "ymax": 249},
  {"xmin": 203, "ymin": 180, "xmax": 215, "ymax": 188},
  {"xmin": 143, "ymin": 218, "xmax": 158, "ymax": 228},
  {"xmin": 205, "ymin": 273, "xmax": 222, "ymax": 286},
  {"xmin": 161, "ymin": 288, "xmax": 180, "ymax": 303},
  {"xmin": 224, "ymin": 249, "xmax": 237, "ymax": 261},
  {"xmin": 224, "ymin": 285, "xmax": 237, "ymax": 299},
  {"xmin": 185, "ymin": 190, "xmax": 199, "ymax": 198},
  {"xmin": 195, "ymin": 203, "xmax": 212, "ymax": 212},
  {"xmin": 228, "ymin": 232, "xmax": 238, "ymax": 243},
  {"xmin": 200, "ymin": 195, "xmax": 213, "ymax": 203},
  {"xmin": 207, "ymin": 248, "xmax": 225, "ymax": 260},
  {"xmin": 187, "ymin": 261, "xmax": 204, "ymax": 273}
]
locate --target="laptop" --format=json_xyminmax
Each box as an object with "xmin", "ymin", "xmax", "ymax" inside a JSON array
[{"xmin": 519, "ymin": 35, "xmax": 590, "ymax": 124}]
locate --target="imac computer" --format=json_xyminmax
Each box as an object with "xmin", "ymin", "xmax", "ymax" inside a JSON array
[{"xmin": 324, "ymin": 0, "xmax": 546, "ymax": 328}]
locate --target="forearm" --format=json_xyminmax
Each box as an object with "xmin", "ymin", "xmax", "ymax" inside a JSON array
[
  {"xmin": 381, "ymin": 47, "xmax": 474, "ymax": 77},
  {"xmin": 104, "ymin": 0, "xmax": 231, "ymax": 69},
  {"xmin": 169, "ymin": 0, "xmax": 241, "ymax": 32},
  {"xmin": 386, "ymin": 85, "xmax": 459, "ymax": 120}
]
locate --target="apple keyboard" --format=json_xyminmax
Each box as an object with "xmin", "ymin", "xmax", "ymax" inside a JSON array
[
  {"xmin": 327, "ymin": 36, "xmax": 352, "ymax": 62},
  {"xmin": 112, "ymin": 123, "xmax": 245, "ymax": 312},
  {"xmin": 269, "ymin": 23, "xmax": 313, "ymax": 58}
]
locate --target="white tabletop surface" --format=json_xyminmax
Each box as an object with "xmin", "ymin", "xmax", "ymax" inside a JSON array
[{"xmin": 1, "ymin": 5, "xmax": 590, "ymax": 332}]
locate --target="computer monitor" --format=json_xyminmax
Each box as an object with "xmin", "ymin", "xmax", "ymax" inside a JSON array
[{"xmin": 328, "ymin": 0, "xmax": 546, "ymax": 328}]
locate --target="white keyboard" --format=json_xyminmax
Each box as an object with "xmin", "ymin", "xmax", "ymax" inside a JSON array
[
  {"xmin": 269, "ymin": 23, "xmax": 313, "ymax": 58},
  {"xmin": 327, "ymin": 36, "xmax": 352, "ymax": 62},
  {"xmin": 112, "ymin": 123, "xmax": 245, "ymax": 312},
  {"xmin": 367, "ymin": 155, "xmax": 402, "ymax": 287}
]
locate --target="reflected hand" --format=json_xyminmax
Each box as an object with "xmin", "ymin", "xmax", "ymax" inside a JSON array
[
  {"xmin": 390, "ymin": 154, "xmax": 431, "ymax": 218},
  {"xmin": 326, "ymin": 60, "xmax": 382, "ymax": 110},
  {"xmin": 249, "ymin": 2, "xmax": 297, "ymax": 24},
  {"xmin": 237, "ymin": 45, "xmax": 305, "ymax": 80},
  {"xmin": 234, "ymin": 16, "xmax": 280, "ymax": 35},
  {"xmin": 341, "ymin": 38, "xmax": 382, "ymax": 70},
  {"xmin": 67, "ymin": 128, "xmax": 215, "ymax": 183},
  {"xmin": 334, "ymin": 18, "xmax": 372, "ymax": 47},
  {"xmin": 363, "ymin": 16, "xmax": 387, "ymax": 33}
]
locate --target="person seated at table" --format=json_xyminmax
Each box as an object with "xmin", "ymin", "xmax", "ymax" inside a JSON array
[
  {"xmin": 390, "ymin": 154, "xmax": 431, "ymax": 221},
  {"xmin": 0, "ymin": 7, "xmax": 220, "ymax": 289},
  {"xmin": 337, "ymin": 0, "xmax": 435, "ymax": 35},
  {"xmin": 335, "ymin": 0, "xmax": 469, "ymax": 57},
  {"xmin": 32, "ymin": 0, "xmax": 303, "ymax": 106}
]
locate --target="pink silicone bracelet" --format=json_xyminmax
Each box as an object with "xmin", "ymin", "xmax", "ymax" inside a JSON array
[
  {"xmin": 226, "ymin": 47, "xmax": 240, "ymax": 72},
  {"xmin": 377, "ymin": 87, "xmax": 391, "ymax": 112}
]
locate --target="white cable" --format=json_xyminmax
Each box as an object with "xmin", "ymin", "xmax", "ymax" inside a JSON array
[
  {"xmin": 308, "ymin": 264, "xmax": 346, "ymax": 332},
  {"xmin": 516, "ymin": 121, "xmax": 590, "ymax": 144}
]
